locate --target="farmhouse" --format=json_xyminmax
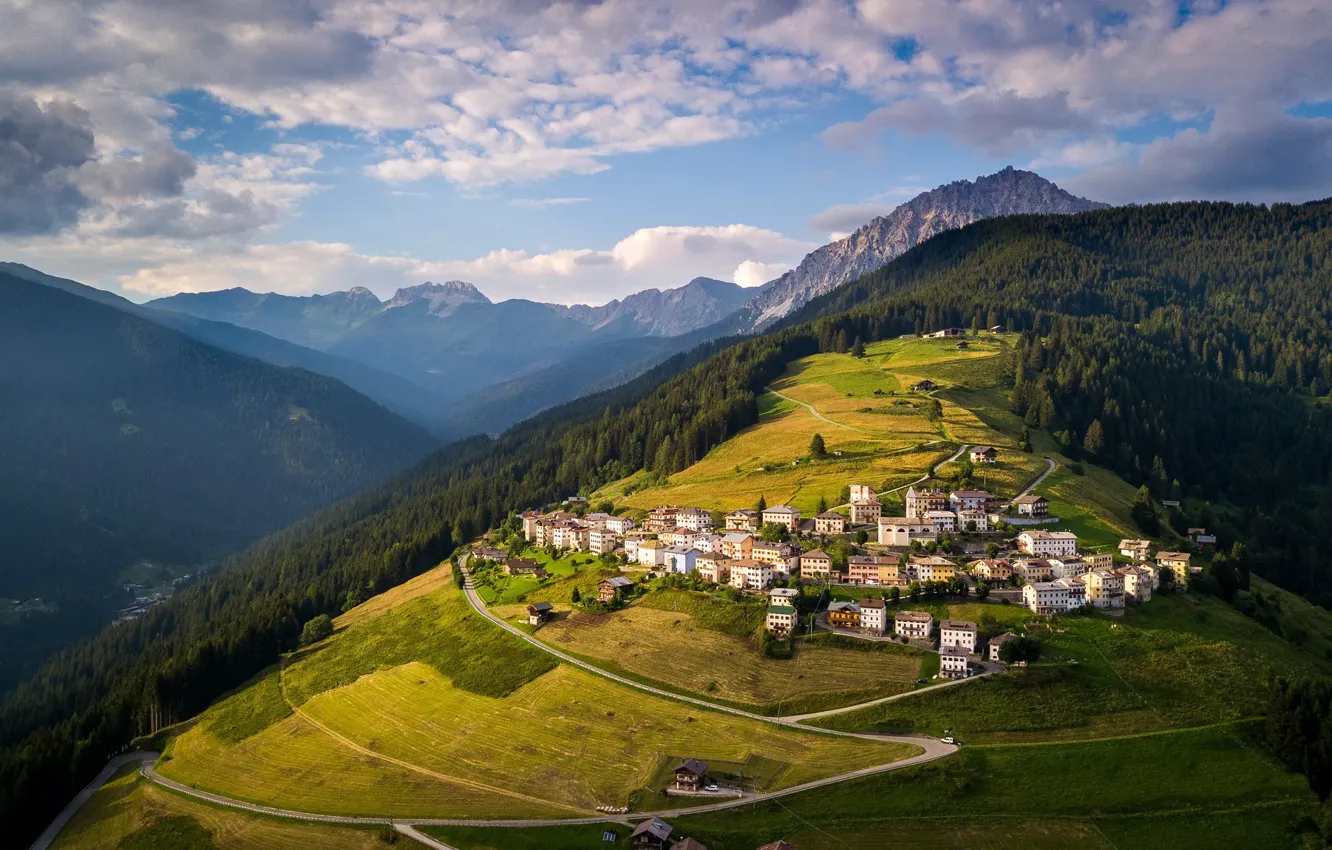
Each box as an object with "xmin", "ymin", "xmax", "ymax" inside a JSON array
[
  {"xmin": 473, "ymin": 545, "xmax": 506, "ymax": 561},
  {"xmin": 949, "ymin": 489, "xmax": 994, "ymax": 512},
  {"xmin": 969, "ymin": 446, "xmax": 998, "ymax": 464},
  {"xmin": 877, "ymin": 517, "xmax": 937, "ymax": 546},
  {"xmin": 631, "ymin": 817, "xmax": 674, "ymax": 849},
  {"xmin": 598, "ymin": 576, "xmax": 635, "ymax": 603},
  {"xmin": 1017, "ymin": 529, "xmax": 1078, "ymax": 557},
  {"xmin": 970, "ymin": 558, "xmax": 1012, "ymax": 581},
  {"xmin": 911, "ymin": 555, "xmax": 957, "ymax": 583},
  {"xmin": 761, "ymin": 504, "xmax": 801, "ymax": 531},
  {"xmin": 729, "ymin": 560, "xmax": 774, "ymax": 590},
  {"xmin": 989, "ymin": 632, "xmax": 1017, "ymax": 662},
  {"xmin": 827, "ymin": 600, "xmax": 861, "ymax": 629},
  {"xmin": 905, "ymin": 487, "xmax": 949, "ymax": 517},
  {"xmin": 725, "ymin": 509, "xmax": 760, "ymax": 532},
  {"xmin": 940, "ymin": 619, "xmax": 978, "ymax": 653},
  {"xmin": 859, "ymin": 598, "xmax": 888, "ymax": 633},
  {"xmin": 662, "ymin": 546, "xmax": 700, "ymax": 574},
  {"xmin": 799, "ymin": 549, "xmax": 832, "ymax": 580},
  {"xmin": 676, "ymin": 508, "xmax": 714, "ymax": 532},
  {"xmin": 1119, "ymin": 538, "xmax": 1153, "ymax": 561},
  {"xmin": 895, "ymin": 610, "xmax": 933, "ymax": 639},
  {"xmin": 674, "ymin": 759, "xmax": 710, "ymax": 791},
  {"xmin": 940, "ymin": 646, "xmax": 970, "ymax": 679},
  {"xmin": 507, "ymin": 558, "xmax": 547, "ymax": 576},
  {"xmin": 526, "ymin": 601, "xmax": 554, "ymax": 626},
  {"xmin": 695, "ymin": 553, "xmax": 731, "ymax": 584},
  {"xmin": 720, "ymin": 533, "xmax": 754, "ymax": 559},
  {"xmin": 1157, "ymin": 552, "xmax": 1192, "ymax": 586},
  {"xmin": 849, "ymin": 499, "xmax": 883, "ymax": 525},
  {"xmin": 814, "ymin": 511, "xmax": 847, "ymax": 535},
  {"xmin": 1011, "ymin": 494, "xmax": 1050, "ymax": 517},
  {"xmin": 766, "ymin": 604, "xmax": 796, "ymax": 635}
]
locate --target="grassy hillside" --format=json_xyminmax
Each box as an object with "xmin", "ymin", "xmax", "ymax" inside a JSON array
[{"xmin": 150, "ymin": 581, "xmax": 918, "ymax": 820}]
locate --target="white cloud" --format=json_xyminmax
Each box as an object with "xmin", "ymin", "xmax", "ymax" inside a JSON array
[{"xmin": 733, "ymin": 259, "xmax": 792, "ymax": 288}]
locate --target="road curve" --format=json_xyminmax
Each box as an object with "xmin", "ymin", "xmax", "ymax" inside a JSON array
[
  {"xmin": 1018, "ymin": 455, "xmax": 1058, "ymax": 497},
  {"xmin": 764, "ymin": 386, "xmax": 872, "ymax": 434},
  {"xmin": 883, "ymin": 442, "xmax": 970, "ymax": 494},
  {"xmin": 30, "ymin": 751, "xmax": 157, "ymax": 850}
]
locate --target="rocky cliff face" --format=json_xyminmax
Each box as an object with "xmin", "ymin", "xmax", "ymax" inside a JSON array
[
  {"xmin": 558, "ymin": 277, "xmax": 757, "ymax": 336},
  {"xmin": 730, "ymin": 167, "xmax": 1109, "ymax": 331},
  {"xmin": 384, "ymin": 280, "xmax": 491, "ymax": 316}
]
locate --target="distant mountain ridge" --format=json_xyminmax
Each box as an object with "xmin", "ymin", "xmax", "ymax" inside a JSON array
[
  {"xmin": 726, "ymin": 166, "xmax": 1109, "ymax": 332},
  {"xmin": 555, "ymin": 277, "xmax": 758, "ymax": 336}
]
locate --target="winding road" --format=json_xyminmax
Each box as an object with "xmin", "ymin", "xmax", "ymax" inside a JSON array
[{"xmin": 1019, "ymin": 455, "xmax": 1058, "ymax": 497}]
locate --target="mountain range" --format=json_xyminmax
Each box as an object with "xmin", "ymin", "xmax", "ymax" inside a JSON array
[{"xmin": 146, "ymin": 168, "xmax": 1106, "ymax": 438}]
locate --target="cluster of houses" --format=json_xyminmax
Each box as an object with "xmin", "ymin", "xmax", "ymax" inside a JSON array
[
  {"xmin": 628, "ymin": 815, "xmax": 793, "ymax": 850},
  {"xmin": 814, "ymin": 601, "xmax": 981, "ymax": 679},
  {"xmin": 876, "ymin": 486, "xmax": 1052, "ymax": 545}
]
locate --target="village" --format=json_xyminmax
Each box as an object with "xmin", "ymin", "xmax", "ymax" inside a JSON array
[{"xmin": 489, "ymin": 452, "xmax": 1212, "ymax": 684}]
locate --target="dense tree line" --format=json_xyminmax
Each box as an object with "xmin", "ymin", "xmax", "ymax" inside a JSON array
[{"xmin": 6, "ymin": 200, "xmax": 1332, "ymax": 842}]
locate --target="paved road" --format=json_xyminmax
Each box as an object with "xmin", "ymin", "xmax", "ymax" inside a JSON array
[
  {"xmin": 765, "ymin": 386, "xmax": 873, "ymax": 434},
  {"xmin": 30, "ymin": 751, "xmax": 158, "ymax": 850},
  {"xmin": 1018, "ymin": 455, "xmax": 1058, "ymax": 497},
  {"xmin": 883, "ymin": 442, "xmax": 970, "ymax": 494}
]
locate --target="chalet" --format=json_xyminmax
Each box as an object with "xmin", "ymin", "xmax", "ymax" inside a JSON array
[
  {"xmin": 940, "ymin": 620, "xmax": 978, "ymax": 653},
  {"xmin": 766, "ymin": 604, "xmax": 796, "ymax": 635},
  {"xmin": 504, "ymin": 558, "xmax": 540, "ymax": 576},
  {"xmin": 720, "ymin": 533, "xmax": 754, "ymax": 560},
  {"xmin": 911, "ymin": 555, "xmax": 957, "ymax": 583},
  {"xmin": 631, "ymin": 817, "xmax": 674, "ymax": 850},
  {"xmin": 969, "ymin": 446, "xmax": 998, "ymax": 464},
  {"xmin": 673, "ymin": 759, "xmax": 709, "ymax": 791},
  {"xmin": 598, "ymin": 576, "xmax": 635, "ymax": 603},
  {"xmin": 1017, "ymin": 530, "xmax": 1078, "ymax": 558},
  {"xmin": 473, "ymin": 546, "xmax": 506, "ymax": 561},
  {"xmin": 662, "ymin": 546, "xmax": 700, "ymax": 574},
  {"xmin": 527, "ymin": 601, "xmax": 554, "ymax": 626},
  {"xmin": 1085, "ymin": 568, "xmax": 1125, "ymax": 609},
  {"xmin": 989, "ymin": 632, "xmax": 1017, "ymax": 662},
  {"xmin": 1190, "ymin": 527, "xmax": 1217, "ymax": 549},
  {"xmin": 911, "ymin": 379, "xmax": 938, "ymax": 391},
  {"xmin": 895, "ymin": 610, "xmax": 933, "ymax": 639},
  {"xmin": 957, "ymin": 509, "xmax": 990, "ymax": 532},
  {"xmin": 849, "ymin": 499, "xmax": 882, "ymax": 525},
  {"xmin": 1157, "ymin": 552, "xmax": 1192, "ymax": 586},
  {"xmin": 729, "ymin": 559, "xmax": 774, "ymax": 590},
  {"xmin": 799, "ymin": 549, "xmax": 832, "ymax": 580},
  {"xmin": 827, "ymin": 600, "xmax": 861, "ymax": 629},
  {"xmin": 949, "ymin": 490, "xmax": 994, "ymax": 512},
  {"xmin": 860, "ymin": 598, "xmax": 888, "ymax": 633},
  {"xmin": 1013, "ymin": 558, "xmax": 1054, "ymax": 583},
  {"xmin": 940, "ymin": 645, "xmax": 970, "ymax": 679},
  {"xmin": 878, "ymin": 516, "xmax": 937, "ymax": 546},
  {"xmin": 725, "ymin": 509, "xmax": 760, "ymax": 532},
  {"xmin": 924, "ymin": 509, "xmax": 957, "ymax": 532},
  {"xmin": 849, "ymin": 484, "xmax": 878, "ymax": 502},
  {"xmin": 905, "ymin": 487, "xmax": 948, "ymax": 518},
  {"xmin": 695, "ymin": 553, "xmax": 731, "ymax": 584},
  {"xmin": 1118, "ymin": 538, "xmax": 1152, "ymax": 561},
  {"xmin": 1011, "ymin": 494, "xmax": 1049, "ymax": 517},
  {"xmin": 970, "ymin": 558, "xmax": 1012, "ymax": 581},
  {"xmin": 761, "ymin": 504, "xmax": 801, "ymax": 531},
  {"xmin": 814, "ymin": 511, "xmax": 847, "ymax": 535}
]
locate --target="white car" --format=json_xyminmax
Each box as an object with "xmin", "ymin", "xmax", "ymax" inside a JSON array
[
  {"xmin": 941, "ymin": 736, "xmax": 956, "ymax": 744},
  {"xmin": 704, "ymin": 784, "xmax": 719, "ymax": 792}
]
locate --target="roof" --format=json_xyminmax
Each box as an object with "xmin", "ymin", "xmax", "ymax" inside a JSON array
[
  {"xmin": 763, "ymin": 504, "xmax": 798, "ymax": 514},
  {"xmin": 767, "ymin": 604, "xmax": 796, "ymax": 615},
  {"xmin": 971, "ymin": 445, "xmax": 997, "ymax": 453},
  {"xmin": 631, "ymin": 817, "xmax": 673, "ymax": 840},
  {"xmin": 601, "ymin": 576, "xmax": 635, "ymax": 588},
  {"xmin": 851, "ymin": 499, "xmax": 881, "ymax": 506},
  {"xmin": 860, "ymin": 598, "xmax": 887, "ymax": 609},
  {"xmin": 950, "ymin": 490, "xmax": 993, "ymax": 498},
  {"xmin": 674, "ymin": 758, "xmax": 709, "ymax": 776},
  {"xmin": 1157, "ymin": 551, "xmax": 1191, "ymax": 561},
  {"xmin": 815, "ymin": 511, "xmax": 845, "ymax": 519},
  {"xmin": 1119, "ymin": 538, "xmax": 1151, "ymax": 547},
  {"xmin": 895, "ymin": 610, "xmax": 932, "ymax": 621},
  {"xmin": 528, "ymin": 601, "xmax": 554, "ymax": 613},
  {"xmin": 802, "ymin": 549, "xmax": 830, "ymax": 559},
  {"xmin": 879, "ymin": 516, "xmax": 933, "ymax": 527},
  {"xmin": 1012, "ymin": 494, "xmax": 1048, "ymax": 504},
  {"xmin": 910, "ymin": 555, "xmax": 957, "ymax": 566},
  {"xmin": 721, "ymin": 533, "xmax": 752, "ymax": 543},
  {"xmin": 674, "ymin": 840, "xmax": 708, "ymax": 850},
  {"xmin": 990, "ymin": 631, "xmax": 1017, "ymax": 645},
  {"xmin": 827, "ymin": 601, "xmax": 860, "ymax": 613},
  {"xmin": 727, "ymin": 508, "xmax": 757, "ymax": 516},
  {"xmin": 664, "ymin": 545, "xmax": 700, "ymax": 555},
  {"xmin": 941, "ymin": 619, "xmax": 977, "ymax": 631},
  {"xmin": 941, "ymin": 645, "xmax": 969, "ymax": 658}
]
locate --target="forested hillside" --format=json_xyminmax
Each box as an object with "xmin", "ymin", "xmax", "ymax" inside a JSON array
[
  {"xmin": 6, "ymin": 200, "xmax": 1332, "ymax": 844},
  {"xmin": 0, "ymin": 273, "xmax": 437, "ymax": 694}
]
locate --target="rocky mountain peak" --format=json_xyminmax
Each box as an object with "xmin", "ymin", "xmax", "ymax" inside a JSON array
[{"xmin": 386, "ymin": 280, "xmax": 491, "ymax": 316}]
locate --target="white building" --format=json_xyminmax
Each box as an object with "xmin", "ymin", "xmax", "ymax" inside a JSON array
[
  {"xmin": 583, "ymin": 512, "xmax": 611, "ymax": 530},
  {"xmin": 693, "ymin": 533, "xmax": 724, "ymax": 554},
  {"xmin": 676, "ymin": 508, "xmax": 714, "ymax": 532},
  {"xmin": 1047, "ymin": 557, "xmax": 1088, "ymax": 580},
  {"xmin": 957, "ymin": 509, "xmax": 989, "ymax": 532},
  {"xmin": 878, "ymin": 517, "xmax": 938, "ymax": 546},
  {"xmin": 766, "ymin": 604, "xmax": 796, "ymax": 635},
  {"xmin": 940, "ymin": 620, "xmax": 978, "ymax": 654},
  {"xmin": 662, "ymin": 546, "xmax": 700, "ymax": 574},
  {"xmin": 605, "ymin": 516, "xmax": 636, "ymax": 534},
  {"xmin": 588, "ymin": 528, "xmax": 619, "ymax": 555},
  {"xmin": 729, "ymin": 560, "xmax": 774, "ymax": 590},
  {"xmin": 1119, "ymin": 538, "xmax": 1152, "ymax": 561},
  {"xmin": 849, "ymin": 484, "xmax": 878, "ymax": 502},
  {"xmin": 1085, "ymin": 568, "xmax": 1126, "ymax": 609},
  {"xmin": 769, "ymin": 587, "xmax": 799, "ymax": 608},
  {"xmin": 940, "ymin": 646, "xmax": 970, "ymax": 679},
  {"xmin": 859, "ymin": 598, "xmax": 888, "ymax": 633},
  {"xmin": 636, "ymin": 540, "xmax": 666, "ymax": 567},
  {"xmin": 925, "ymin": 510, "xmax": 958, "ymax": 532},
  {"xmin": 895, "ymin": 610, "xmax": 934, "ymax": 639},
  {"xmin": 761, "ymin": 505, "xmax": 801, "ymax": 531},
  {"xmin": 949, "ymin": 490, "xmax": 993, "ymax": 512},
  {"xmin": 1023, "ymin": 580, "xmax": 1081, "ymax": 615},
  {"xmin": 1017, "ymin": 530, "xmax": 1078, "ymax": 558},
  {"xmin": 849, "ymin": 499, "xmax": 883, "ymax": 525},
  {"xmin": 1119, "ymin": 565, "xmax": 1155, "ymax": 602}
]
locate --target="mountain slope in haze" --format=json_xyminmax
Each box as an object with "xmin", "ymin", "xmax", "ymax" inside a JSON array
[
  {"xmin": 0, "ymin": 271, "xmax": 438, "ymax": 691},
  {"xmin": 555, "ymin": 276, "xmax": 759, "ymax": 335},
  {"xmin": 148, "ymin": 285, "xmax": 386, "ymax": 348},
  {"xmin": 728, "ymin": 166, "xmax": 1108, "ymax": 331}
]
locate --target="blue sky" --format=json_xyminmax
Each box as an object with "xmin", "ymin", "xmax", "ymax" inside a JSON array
[{"xmin": 1, "ymin": 0, "xmax": 1329, "ymax": 306}]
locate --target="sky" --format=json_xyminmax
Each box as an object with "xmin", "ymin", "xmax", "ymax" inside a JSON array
[{"xmin": 1, "ymin": 0, "xmax": 1330, "ymax": 307}]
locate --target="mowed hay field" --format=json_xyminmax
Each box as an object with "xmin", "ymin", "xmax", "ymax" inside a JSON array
[
  {"xmin": 607, "ymin": 339, "xmax": 1015, "ymax": 513},
  {"xmin": 531, "ymin": 605, "xmax": 926, "ymax": 713},
  {"xmin": 51, "ymin": 764, "xmax": 389, "ymax": 850},
  {"xmin": 159, "ymin": 582, "xmax": 920, "ymax": 817}
]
